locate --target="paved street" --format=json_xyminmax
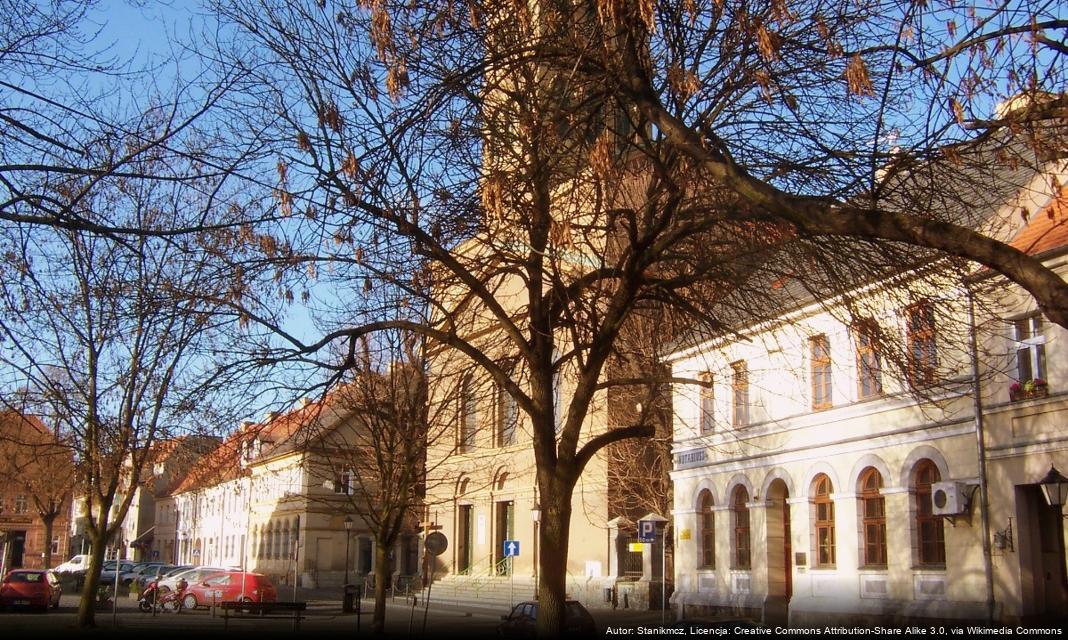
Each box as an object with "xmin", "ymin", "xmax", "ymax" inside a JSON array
[{"xmin": 0, "ymin": 591, "xmax": 673, "ymax": 638}]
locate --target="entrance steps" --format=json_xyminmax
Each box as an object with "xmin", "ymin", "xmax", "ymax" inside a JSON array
[{"xmin": 420, "ymin": 574, "xmax": 536, "ymax": 613}]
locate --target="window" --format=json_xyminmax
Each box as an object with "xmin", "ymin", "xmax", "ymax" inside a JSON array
[
  {"xmin": 459, "ymin": 373, "xmax": 477, "ymax": 452},
  {"xmin": 860, "ymin": 468, "xmax": 887, "ymax": 567},
  {"xmin": 700, "ymin": 372, "xmax": 715, "ymax": 434},
  {"xmin": 906, "ymin": 302, "xmax": 937, "ymax": 386},
  {"xmin": 51, "ymin": 537, "xmax": 60, "ymax": 555},
  {"xmin": 1014, "ymin": 314, "xmax": 1046, "ymax": 382},
  {"xmin": 14, "ymin": 495, "xmax": 27, "ymax": 514},
  {"xmin": 810, "ymin": 335, "xmax": 832, "ymax": 409},
  {"xmin": 855, "ymin": 321, "xmax": 883, "ymax": 399},
  {"xmin": 731, "ymin": 486, "xmax": 751, "ymax": 569},
  {"xmin": 914, "ymin": 460, "xmax": 946, "ymax": 566},
  {"xmin": 496, "ymin": 380, "xmax": 518, "ymax": 447},
  {"xmin": 731, "ymin": 361, "xmax": 749, "ymax": 427},
  {"xmin": 812, "ymin": 475, "xmax": 835, "ymax": 566},
  {"xmin": 334, "ymin": 470, "xmax": 352, "ymax": 495},
  {"xmin": 698, "ymin": 490, "xmax": 715, "ymax": 569}
]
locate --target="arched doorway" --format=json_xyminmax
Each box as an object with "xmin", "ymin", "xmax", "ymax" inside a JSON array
[{"xmin": 765, "ymin": 479, "xmax": 791, "ymax": 625}]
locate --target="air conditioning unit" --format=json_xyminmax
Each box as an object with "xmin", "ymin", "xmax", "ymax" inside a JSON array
[{"xmin": 931, "ymin": 481, "xmax": 973, "ymax": 516}]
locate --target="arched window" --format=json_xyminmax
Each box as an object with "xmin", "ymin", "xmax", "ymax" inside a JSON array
[
  {"xmin": 731, "ymin": 486, "xmax": 751, "ymax": 569},
  {"xmin": 914, "ymin": 460, "xmax": 946, "ymax": 566},
  {"xmin": 283, "ymin": 521, "xmax": 291, "ymax": 560},
  {"xmin": 698, "ymin": 490, "xmax": 715, "ymax": 569},
  {"xmin": 860, "ymin": 468, "xmax": 887, "ymax": 567},
  {"xmin": 812, "ymin": 474, "xmax": 835, "ymax": 567}
]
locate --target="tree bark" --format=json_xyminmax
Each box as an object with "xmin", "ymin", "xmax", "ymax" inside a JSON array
[
  {"xmin": 536, "ymin": 475, "xmax": 575, "ymax": 638},
  {"xmin": 41, "ymin": 513, "xmax": 56, "ymax": 569},
  {"xmin": 76, "ymin": 534, "xmax": 108, "ymax": 628},
  {"xmin": 372, "ymin": 539, "xmax": 391, "ymax": 635}
]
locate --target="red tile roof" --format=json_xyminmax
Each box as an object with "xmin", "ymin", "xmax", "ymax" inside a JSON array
[
  {"xmin": 1009, "ymin": 185, "xmax": 1068, "ymax": 256},
  {"xmin": 167, "ymin": 392, "xmax": 343, "ymax": 496}
]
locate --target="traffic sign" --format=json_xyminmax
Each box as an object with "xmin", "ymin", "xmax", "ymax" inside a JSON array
[
  {"xmin": 503, "ymin": 540, "xmax": 520, "ymax": 557},
  {"xmin": 638, "ymin": 520, "xmax": 656, "ymax": 542}
]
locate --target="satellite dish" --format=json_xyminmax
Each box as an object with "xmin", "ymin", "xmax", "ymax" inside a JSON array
[{"xmin": 424, "ymin": 532, "xmax": 448, "ymax": 557}]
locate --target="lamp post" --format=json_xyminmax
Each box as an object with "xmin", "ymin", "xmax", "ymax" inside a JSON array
[
  {"xmin": 531, "ymin": 502, "xmax": 540, "ymax": 600},
  {"xmin": 344, "ymin": 516, "xmax": 354, "ymax": 586}
]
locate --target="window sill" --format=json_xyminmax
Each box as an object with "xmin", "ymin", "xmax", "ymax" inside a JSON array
[
  {"xmin": 858, "ymin": 565, "xmax": 888, "ymax": 572},
  {"xmin": 912, "ymin": 565, "xmax": 946, "ymax": 572}
]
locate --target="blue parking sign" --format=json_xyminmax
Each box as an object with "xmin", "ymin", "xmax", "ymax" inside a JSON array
[{"xmin": 638, "ymin": 520, "xmax": 656, "ymax": 542}]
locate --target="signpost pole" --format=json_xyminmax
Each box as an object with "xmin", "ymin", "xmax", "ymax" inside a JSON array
[{"xmin": 662, "ymin": 524, "xmax": 668, "ymax": 626}]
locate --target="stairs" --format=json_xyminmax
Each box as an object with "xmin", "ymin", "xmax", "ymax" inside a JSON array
[{"xmin": 421, "ymin": 574, "xmax": 536, "ymax": 613}]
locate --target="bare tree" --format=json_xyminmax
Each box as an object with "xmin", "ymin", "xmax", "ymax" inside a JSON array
[
  {"xmin": 0, "ymin": 155, "xmax": 252, "ymax": 626},
  {"xmin": 299, "ymin": 329, "xmax": 436, "ymax": 635},
  {"xmin": 200, "ymin": 1, "xmax": 1067, "ymax": 634},
  {"xmin": 0, "ymin": 408, "xmax": 76, "ymax": 569}
]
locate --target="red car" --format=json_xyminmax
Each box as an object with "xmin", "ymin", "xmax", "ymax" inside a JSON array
[
  {"xmin": 0, "ymin": 569, "xmax": 62, "ymax": 611},
  {"xmin": 180, "ymin": 570, "xmax": 277, "ymax": 610}
]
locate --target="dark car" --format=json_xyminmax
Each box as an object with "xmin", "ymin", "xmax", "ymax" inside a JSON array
[
  {"xmin": 498, "ymin": 600, "xmax": 596, "ymax": 638},
  {"xmin": 0, "ymin": 569, "xmax": 61, "ymax": 610}
]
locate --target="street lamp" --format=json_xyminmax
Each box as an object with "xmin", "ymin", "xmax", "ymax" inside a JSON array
[
  {"xmin": 531, "ymin": 502, "xmax": 540, "ymax": 600},
  {"xmin": 344, "ymin": 516, "xmax": 354, "ymax": 585},
  {"xmin": 1039, "ymin": 465, "xmax": 1068, "ymax": 508}
]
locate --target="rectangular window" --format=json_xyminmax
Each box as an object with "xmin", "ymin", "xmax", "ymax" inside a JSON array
[
  {"xmin": 1014, "ymin": 314, "xmax": 1046, "ymax": 382},
  {"xmin": 51, "ymin": 537, "xmax": 60, "ymax": 555},
  {"xmin": 496, "ymin": 383, "xmax": 518, "ymax": 447},
  {"xmin": 700, "ymin": 372, "xmax": 715, "ymax": 434},
  {"xmin": 906, "ymin": 302, "xmax": 938, "ymax": 386},
  {"xmin": 731, "ymin": 361, "xmax": 749, "ymax": 428},
  {"xmin": 810, "ymin": 335, "xmax": 832, "ymax": 410},
  {"xmin": 459, "ymin": 374, "xmax": 477, "ymax": 452},
  {"xmin": 14, "ymin": 495, "xmax": 28, "ymax": 514},
  {"xmin": 855, "ymin": 322, "xmax": 883, "ymax": 399},
  {"xmin": 334, "ymin": 471, "xmax": 351, "ymax": 495}
]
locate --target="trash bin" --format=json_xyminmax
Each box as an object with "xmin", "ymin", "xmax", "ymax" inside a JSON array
[{"xmin": 342, "ymin": 584, "xmax": 360, "ymax": 613}]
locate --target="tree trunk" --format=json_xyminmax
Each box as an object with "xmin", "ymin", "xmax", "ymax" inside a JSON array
[
  {"xmin": 536, "ymin": 478, "xmax": 574, "ymax": 638},
  {"xmin": 372, "ymin": 539, "xmax": 391, "ymax": 635},
  {"xmin": 41, "ymin": 513, "xmax": 56, "ymax": 569},
  {"xmin": 76, "ymin": 534, "xmax": 108, "ymax": 628}
]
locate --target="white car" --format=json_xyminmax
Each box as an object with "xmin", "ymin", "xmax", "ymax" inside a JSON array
[
  {"xmin": 156, "ymin": 566, "xmax": 230, "ymax": 593},
  {"xmin": 54, "ymin": 554, "xmax": 90, "ymax": 574}
]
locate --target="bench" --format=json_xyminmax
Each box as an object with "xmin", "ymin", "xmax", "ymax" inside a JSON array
[{"xmin": 218, "ymin": 600, "xmax": 307, "ymax": 631}]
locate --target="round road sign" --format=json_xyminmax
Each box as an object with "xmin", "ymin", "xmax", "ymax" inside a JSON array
[{"xmin": 424, "ymin": 531, "xmax": 448, "ymax": 556}]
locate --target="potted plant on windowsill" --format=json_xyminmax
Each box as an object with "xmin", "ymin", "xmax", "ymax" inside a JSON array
[{"xmin": 1010, "ymin": 378, "xmax": 1049, "ymax": 401}]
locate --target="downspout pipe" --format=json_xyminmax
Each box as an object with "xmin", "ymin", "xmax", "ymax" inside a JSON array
[{"xmin": 967, "ymin": 287, "xmax": 997, "ymax": 623}]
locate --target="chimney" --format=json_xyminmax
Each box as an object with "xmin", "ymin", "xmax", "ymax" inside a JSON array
[{"xmin": 264, "ymin": 411, "xmax": 280, "ymax": 422}]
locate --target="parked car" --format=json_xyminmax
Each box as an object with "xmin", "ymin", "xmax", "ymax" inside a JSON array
[
  {"xmin": 99, "ymin": 561, "xmax": 136, "ymax": 586},
  {"xmin": 54, "ymin": 554, "xmax": 90, "ymax": 575},
  {"xmin": 497, "ymin": 600, "xmax": 596, "ymax": 638},
  {"xmin": 156, "ymin": 566, "xmax": 229, "ymax": 594},
  {"xmin": 180, "ymin": 570, "xmax": 278, "ymax": 610},
  {"xmin": 0, "ymin": 569, "xmax": 62, "ymax": 611},
  {"xmin": 122, "ymin": 563, "xmax": 165, "ymax": 587},
  {"xmin": 135, "ymin": 564, "xmax": 178, "ymax": 590}
]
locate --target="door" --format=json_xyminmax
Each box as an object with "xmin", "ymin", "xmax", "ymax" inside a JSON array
[
  {"xmin": 457, "ymin": 505, "xmax": 473, "ymax": 573},
  {"xmin": 9, "ymin": 531, "xmax": 26, "ymax": 569},
  {"xmin": 495, "ymin": 501, "xmax": 514, "ymax": 575},
  {"xmin": 783, "ymin": 496, "xmax": 792, "ymax": 599}
]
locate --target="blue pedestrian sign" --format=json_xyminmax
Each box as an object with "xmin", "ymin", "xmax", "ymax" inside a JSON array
[
  {"xmin": 503, "ymin": 540, "xmax": 520, "ymax": 557},
  {"xmin": 638, "ymin": 520, "xmax": 656, "ymax": 543}
]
